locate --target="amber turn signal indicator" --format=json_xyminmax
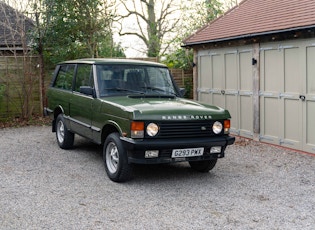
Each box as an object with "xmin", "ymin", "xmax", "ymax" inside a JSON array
[
  {"xmin": 224, "ymin": 120, "xmax": 231, "ymax": 129},
  {"xmin": 131, "ymin": 121, "xmax": 145, "ymax": 138},
  {"xmin": 131, "ymin": 121, "xmax": 144, "ymax": 131},
  {"xmin": 224, "ymin": 120, "xmax": 231, "ymax": 134}
]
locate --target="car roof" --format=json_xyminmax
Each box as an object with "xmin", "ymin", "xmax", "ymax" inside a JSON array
[{"xmin": 58, "ymin": 58, "xmax": 167, "ymax": 67}]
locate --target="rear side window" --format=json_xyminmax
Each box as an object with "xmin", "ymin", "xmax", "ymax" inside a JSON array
[
  {"xmin": 74, "ymin": 64, "xmax": 94, "ymax": 92},
  {"xmin": 54, "ymin": 64, "xmax": 75, "ymax": 90}
]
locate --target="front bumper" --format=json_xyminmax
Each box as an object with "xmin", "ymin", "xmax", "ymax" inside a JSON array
[
  {"xmin": 44, "ymin": 107, "xmax": 56, "ymax": 132},
  {"xmin": 44, "ymin": 107, "xmax": 53, "ymax": 117},
  {"xmin": 121, "ymin": 136, "xmax": 235, "ymax": 164}
]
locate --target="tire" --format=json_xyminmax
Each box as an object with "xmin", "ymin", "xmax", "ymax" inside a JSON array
[
  {"xmin": 189, "ymin": 159, "xmax": 218, "ymax": 172},
  {"xmin": 103, "ymin": 133, "xmax": 133, "ymax": 182},
  {"xmin": 55, "ymin": 114, "xmax": 74, "ymax": 149}
]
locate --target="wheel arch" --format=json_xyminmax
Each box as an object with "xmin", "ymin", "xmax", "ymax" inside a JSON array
[
  {"xmin": 101, "ymin": 122, "xmax": 122, "ymax": 145},
  {"xmin": 52, "ymin": 106, "xmax": 64, "ymax": 132}
]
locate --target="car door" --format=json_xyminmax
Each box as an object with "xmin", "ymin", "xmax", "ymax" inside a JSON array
[
  {"xmin": 69, "ymin": 64, "xmax": 94, "ymax": 139},
  {"xmin": 49, "ymin": 64, "xmax": 76, "ymax": 127}
]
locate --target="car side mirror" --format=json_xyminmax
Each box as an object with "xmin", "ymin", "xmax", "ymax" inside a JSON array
[
  {"xmin": 179, "ymin": 88, "xmax": 186, "ymax": 97},
  {"xmin": 80, "ymin": 86, "xmax": 95, "ymax": 97}
]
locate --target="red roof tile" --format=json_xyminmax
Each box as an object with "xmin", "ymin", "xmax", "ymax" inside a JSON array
[{"xmin": 184, "ymin": 0, "xmax": 315, "ymax": 45}]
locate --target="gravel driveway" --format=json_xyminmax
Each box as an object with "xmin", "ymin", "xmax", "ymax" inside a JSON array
[{"xmin": 0, "ymin": 126, "xmax": 314, "ymax": 229}]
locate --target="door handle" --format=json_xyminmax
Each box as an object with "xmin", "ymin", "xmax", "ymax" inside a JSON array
[{"xmin": 299, "ymin": 95, "xmax": 306, "ymax": 101}]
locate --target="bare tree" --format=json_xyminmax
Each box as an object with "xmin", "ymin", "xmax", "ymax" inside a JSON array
[
  {"xmin": 117, "ymin": 0, "xmax": 182, "ymax": 57},
  {"xmin": 0, "ymin": 1, "xmax": 39, "ymax": 119}
]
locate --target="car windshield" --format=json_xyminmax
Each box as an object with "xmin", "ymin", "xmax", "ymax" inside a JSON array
[{"xmin": 96, "ymin": 64, "xmax": 178, "ymax": 97}]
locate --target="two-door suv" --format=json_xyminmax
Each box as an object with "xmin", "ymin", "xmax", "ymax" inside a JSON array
[{"xmin": 45, "ymin": 58, "xmax": 235, "ymax": 182}]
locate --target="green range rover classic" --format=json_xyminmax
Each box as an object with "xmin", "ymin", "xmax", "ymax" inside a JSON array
[{"xmin": 45, "ymin": 58, "xmax": 235, "ymax": 182}]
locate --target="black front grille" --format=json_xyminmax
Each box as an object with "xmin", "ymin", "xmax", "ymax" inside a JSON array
[{"xmin": 146, "ymin": 121, "xmax": 221, "ymax": 138}]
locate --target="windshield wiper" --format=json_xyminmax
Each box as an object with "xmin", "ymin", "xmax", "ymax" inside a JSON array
[
  {"xmin": 142, "ymin": 86, "xmax": 177, "ymax": 96},
  {"xmin": 104, "ymin": 87, "xmax": 145, "ymax": 94},
  {"xmin": 128, "ymin": 94, "xmax": 176, "ymax": 99}
]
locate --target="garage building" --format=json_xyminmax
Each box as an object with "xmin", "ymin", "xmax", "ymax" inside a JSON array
[{"xmin": 183, "ymin": 0, "xmax": 315, "ymax": 154}]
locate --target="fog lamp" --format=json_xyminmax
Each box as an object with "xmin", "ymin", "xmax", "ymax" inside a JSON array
[
  {"xmin": 210, "ymin": 146, "xmax": 222, "ymax": 154},
  {"xmin": 145, "ymin": 150, "xmax": 159, "ymax": 158}
]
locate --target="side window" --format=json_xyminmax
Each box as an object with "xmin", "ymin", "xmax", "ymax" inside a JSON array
[
  {"xmin": 75, "ymin": 64, "xmax": 94, "ymax": 92},
  {"xmin": 53, "ymin": 64, "xmax": 75, "ymax": 90}
]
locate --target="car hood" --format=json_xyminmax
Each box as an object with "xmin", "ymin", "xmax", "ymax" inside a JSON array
[{"xmin": 100, "ymin": 95, "xmax": 231, "ymax": 120}]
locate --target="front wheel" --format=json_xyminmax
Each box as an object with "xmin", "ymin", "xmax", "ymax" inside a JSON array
[
  {"xmin": 55, "ymin": 114, "xmax": 74, "ymax": 149},
  {"xmin": 189, "ymin": 159, "xmax": 217, "ymax": 172},
  {"xmin": 103, "ymin": 133, "xmax": 132, "ymax": 182}
]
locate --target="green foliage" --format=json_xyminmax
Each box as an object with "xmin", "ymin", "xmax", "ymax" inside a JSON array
[
  {"xmin": 183, "ymin": 77, "xmax": 193, "ymax": 99},
  {"xmin": 163, "ymin": 0, "xmax": 224, "ymax": 72},
  {"xmin": 204, "ymin": 0, "xmax": 223, "ymax": 23},
  {"xmin": 162, "ymin": 48, "xmax": 193, "ymax": 71},
  {"xmin": 34, "ymin": 0, "xmax": 125, "ymax": 67},
  {"xmin": 0, "ymin": 84, "xmax": 5, "ymax": 101},
  {"xmin": 184, "ymin": 0, "xmax": 223, "ymax": 32},
  {"xmin": 98, "ymin": 40, "xmax": 126, "ymax": 58}
]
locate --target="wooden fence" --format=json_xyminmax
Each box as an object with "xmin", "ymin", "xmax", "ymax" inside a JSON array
[
  {"xmin": 170, "ymin": 68, "xmax": 193, "ymax": 99},
  {"xmin": 0, "ymin": 56, "xmax": 42, "ymax": 121}
]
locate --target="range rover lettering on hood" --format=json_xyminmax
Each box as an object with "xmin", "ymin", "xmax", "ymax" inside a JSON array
[{"xmin": 162, "ymin": 115, "xmax": 212, "ymax": 120}]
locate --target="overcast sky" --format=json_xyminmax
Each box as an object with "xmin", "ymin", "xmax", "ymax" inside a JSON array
[
  {"xmin": 6, "ymin": 0, "xmax": 238, "ymax": 58},
  {"xmin": 116, "ymin": 0, "xmax": 238, "ymax": 57}
]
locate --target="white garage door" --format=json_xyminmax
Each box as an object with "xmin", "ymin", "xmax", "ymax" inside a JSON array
[
  {"xmin": 197, "ymin": 39, "xmax": 315, "ymax": 154},
  {"xmin": 260, "ymin": 39, "xmax": 315, "ymax": 153},
  {"xmin": 197, "ymin": 46, "xmax": 253, "ymax": 139},
  {"xmin": 305, "ymin": 44, "xmax": 315, "ymax": 153}
]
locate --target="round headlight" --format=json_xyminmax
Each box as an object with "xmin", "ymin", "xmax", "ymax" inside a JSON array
[
  {"xmin": 146, "ymin": 123, "xmax": 159, "ymax": 136},
  {"xmin": 212, "ymin": 121, "xmax": 223, "ymax": 134}
]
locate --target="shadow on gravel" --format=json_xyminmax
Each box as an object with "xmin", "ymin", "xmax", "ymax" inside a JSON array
[
  {"xmin": 68, "ymin": 136, "xmax": 218, "ymax": 184},
  {"xmin": 130, "ymin": 163, "xmax": 217, "ymax": 183},
  {"xmin": 72, "ymin": 137, "xmax": 102, "ymax": 151}
]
